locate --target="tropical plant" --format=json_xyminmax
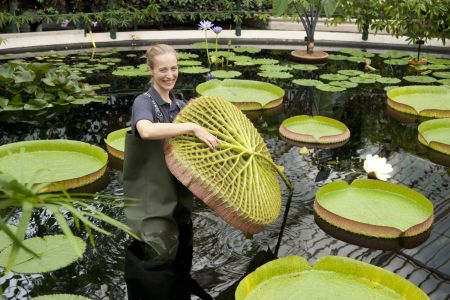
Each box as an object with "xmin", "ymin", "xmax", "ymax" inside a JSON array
[{"xmin": 272, "ymin": 0, "xmax": 338, "ymax": 54}]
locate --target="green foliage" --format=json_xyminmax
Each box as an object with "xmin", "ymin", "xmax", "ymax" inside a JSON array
[{"xmin": 0, "ymin": 60, "xmax": 105, "ymax": 111}]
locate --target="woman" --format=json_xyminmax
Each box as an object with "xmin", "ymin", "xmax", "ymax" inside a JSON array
[{"xmin": 123, "ymin": 44, "xmax": 217, "ymax": 300}]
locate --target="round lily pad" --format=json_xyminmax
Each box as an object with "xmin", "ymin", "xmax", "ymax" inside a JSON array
[
  {"xmin": 165, "ymin": 96, "xmax": 286, "ymax": 233},
  {"xmin": 258, "ymin": 71, "xmax": 293, "ymax": 79},
  {"xmin": 291, "ymin": 64, "xmax": 319, "ymax": 71},
  {"xmin": 259, "ymin": 64, "xmax": 292, "ymax": 72},
  {"xmin": 0, "ymin": 225, "xmax": 17, "ymax": 252},
  {"xmin": 0, "ymin": 235, "xmax": 86, "ymax": 273},
  {"xmin": 328, "ymin": 54, "xmax": 349, "ymax": 61},
  {"xmin": 279, "ymin": 115, "xmax": 350, "ymax": 144},
  {"xmin": 376, "ymin": 77, "xmax": 402, "ymax": 84},
  {"xmin": 337, "ymin": 69, "xmax": 364, "ymax": 76},
  {"xmin": 233, "ymin": 46, "xmax": 261, "ymax": 54},
  {"xmin": 211, "ymin": 70, "xmax": 242, "ymax": 79},
  {"xmin": 180, "ymin": 66, "xmax": 210, "ymax": 74},
  {"xmin": 33, "ymin": 294, "xmax": 92, "ymax": 300},
  {"xmin": 403, "ymin": 76, "xmax": 437, "ymax": 83},
  {"xmin": 196, "ymin": 79, "xmax": 284, "ymax": 110},
  {"xmin": 433, "ymin": 72, "xmax": 450, "ymax": 79},
  {"xmin": 177, "ymin": 52, "xmax": 199, "ymax": 60},
  {"xmin": 384, "ymin": 58, "xmax": 409, "ymax": 66},
  {"xmin": 0, "ymin": 140, "xmax": 108, "ymax": 192},
  {"xmin": 177, "ymin": 60, "xmax": 202, "ymax": 66},
  {"xmin": 319, "ymin": 73, "xmax": 349, "ymax": 81},
  {"xmin": 228, "ymin": 55, "xmax": 252, "ymax": 62},
  {"xmin": 292, "ymin": 79, "xmax": 323, "ymax": 87},
  {"xmin": 105, "ymin": 127, "xmax": 130, "ymax": 160},
  {"xmin": 418, "ymin": 118, "xmax": 450, "ymax": 155},
  {"xmin": 386, "ymin": 85, "xmax": 450, "ymax": 118},
  {"xmin": 315, "ymin": 84, "xmax": 347, "ymax": 92},
  {"xmin": 329, "ymin": 81, "xmax": 358, "ymax": 88},
  {"xmin": 378, "ymin": 51, "xmax": 410, "ymax": 59},
  {"xmin": 426, "ymin": 64, "xmax": 448, "ymax": 70},
  {"xmin": 349, "ymin": 76, "xmax": 377, "ymax": 84},
  {"xmin": 112, "ymin": 66, "xmax": 148, "ymax": 77},
  {"xmin": 437, "ymin": 78, "xmax": 450, "ymax": 85},
  {"xmin": 236, "ymin": 255, "xmax": 428, "ymax": 300},
  {"xmin": 314, "ymin": 179, "xmax": 433, "ymax": 240},
  {"xmin": 252, "ymin": 58, "xmax": 279, "ymax": 65}
]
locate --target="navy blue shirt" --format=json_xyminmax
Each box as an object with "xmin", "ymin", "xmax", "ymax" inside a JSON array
[{"xmin": 130, "ymin": 86, "xmax": 186, "ymax": 137}]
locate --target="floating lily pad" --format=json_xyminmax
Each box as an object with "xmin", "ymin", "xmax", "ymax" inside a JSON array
[
  {"xmin": 258, "ymin": 71, "xmax": 293, "ymax": 79},
  {"xmin": 314, "ymin": 179, "xmax": 433, "ymax": 242},
  {"xmin": 0, "ymin": 140, "xmax": 108, "ymax": 192},
  {"xmin": 177, "ymin": 60, "xmax": 202, "ymax": 66},
  {"xmin": 0, "ymin": 225, "xmax": 17, "ymax": 252},
  {"xmin": 427, "ymin": 57, "xmax": 450, "ymax": 65},
  {"xmin": 291, "ymin": 64, "xmax": 319, "ymax": 71},
  {"xmin": 437, "ymin": 78, "xmax": 450, "ymax": 85},
  {"xmin": 112, "ymin": 66, "xmax": 148, "ymax": 77},
  {"xmin": 0, "ymin": 235, "xmax": 86, "ymax": 274},
  {"xmin": 403, "ymin": 76, "xmax": 437, "ymax": 83},
  {"xmin": 211, "ymin": 70, "xmax": 242, "ymax": 79},
  {"xmin": 360, "ymin": 73, "xmax": 382, "ymax": 79},
  {"xmin": 349, "ymin": 77, "xmax": 377, "ymax": 84},
  {"xmin": 418, "ymin": 118, "xmax": 450, "ymax": 155},
  {"xmin": 165, "ymin": 96, "xmax": 287, "ymax": 233},
  {"xmin": 315, "ymin": 84, "xmax": 347, "ymax": 92},
  {"xmin": 292, "ymin": 79, "xmax": 323, "ymax": 87},
  {"xmin": 105, "ymin": 127, "xmax": 130, "ymax": 160},
  {"xmin": 252, "ymin": 58, "xmax": 279, "ymax": 65},
  {"xmin": 234, "ymin": 60, "xmax": 257, "ymax": 66},
  {"xmin": 191, "ymin": 42, "xmax": 216, "ymax": 49},
  {"xmin": 33, "ymin": 294, "xmax": 92, "ymax": 300},
  {"xmin": 433, "ymin": 72, "xmax": 450, "ymax": 79},
  {"xmin": 329, "ymin": 81, "xmax": 358, "ymax": 88},
  {"xmin": 320, "ymin": 74, "xmax": 349, "ymax": 81},
  {"xmin": 233, "ymin": 46, "xmax": 261, "ymax": 54},
  {"xmin": 228, "ymin": 55, "xmax": 252, "ymax": 62},
  {"xmin": 340, "ymin": 49, "xmax": 375, "ymax": 58},
  {"xmin": 259, "ymin": 64, "xmax": 292, "ymax": 72},
  {"xmin": 328, "ymin": 54, "xmax": 349, "ymax": 61},
  {"xmin": 378, "ymin": 51, "xmax": 410, "ymax": 59},
  {"xmin": 177, "ymin": 52, "xmax": 199, "ymax": 60},
  {"xmin": 211, "ymin": 50, "xmax": 235, "ymax": 59},
  {"xmin": 347, "ymin": 56, "xmax": 367, "ymax": 63},
  {"xmin": 235, "ymin": 255, "xmax": 428, "ymax": 300},
  {"xmin": 337, "ymin": 69, "xmax": 364, "ymax": 76},
  {"xmin": 426, "ymin": 64, "xmax": 448, "ymax": 70},
  {"xmin": 387, "ymin": 85, "xmax": 450, "ymax": 117},
  {"xmin": 196, "ymin": 79, "xmax": 284, "ymax": 110},
  {"xmin": 384, "ymin": 58, "xmax": 409, "ymax": 66},
  {"xmin": 279, "ymin": 115, "xmax": 350, "ymax": 144},
  {"xmin": 376, "ymin": 77, "xmax": 402, "ymax": 84},
  {"xmin": 180, "ymin": 66, "xmax": 210, "ymax": 74}
]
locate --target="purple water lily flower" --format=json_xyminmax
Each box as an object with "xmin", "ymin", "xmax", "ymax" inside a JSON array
[
  {"xmin": 61, "ymin": 19, "xmax": 70, "ymax": 28},
  {"xmin": 204, "ymin": 73, "xmax": 215, "ymax": 80},
  {"xmin": 212, "ymin": 26, "xmax": 222, "ymax": 34},
  {"xmin": 92, "ymin": 21, "xmax": 98, "ymax": 28},
  {"xmin": 198, "ymin": 20, "xmax": 214, "ymax": 31}
]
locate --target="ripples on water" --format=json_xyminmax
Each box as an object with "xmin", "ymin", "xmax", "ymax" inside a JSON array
[{"xmin": 1, "ymin": 49, "xmax": 449, "ymax": 299}]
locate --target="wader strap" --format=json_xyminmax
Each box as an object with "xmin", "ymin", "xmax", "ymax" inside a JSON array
[{"xmin": 144, "ymin": 92, "xmax": 164, "ymax": 123}]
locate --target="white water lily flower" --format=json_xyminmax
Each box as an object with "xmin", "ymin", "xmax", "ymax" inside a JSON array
[{"xmin": 363, "ymin": 154, "xmax": 393, "ymax": 181}]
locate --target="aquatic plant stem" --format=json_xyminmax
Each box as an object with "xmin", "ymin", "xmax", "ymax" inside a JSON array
[{"xmin": 205, "ymin": 30, "xmax": 211, "ymax": 65}]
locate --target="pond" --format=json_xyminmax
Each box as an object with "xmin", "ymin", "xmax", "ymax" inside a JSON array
[{"xmin": 0, "ymin": 47, "xmax": 449, "ymax": 300}]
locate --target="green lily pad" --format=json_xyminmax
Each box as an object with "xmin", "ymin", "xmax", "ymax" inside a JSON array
[
  {"xmin": 177, "ymin": 52, "xmax": 199, "ymax": 60},
  {"xmin": 228, "ymin": 55, "xmax": 252, "ymax": 62},
  {"xmin": 291, "ymin": 64, "xmax": 319, "ymax": 71},
  {"xmin": 196, "ymin": 79, "xmax": 284, "ymax": 110},
  {"xmin": 418, "ymin": 118, "xmax": 450, "ymax": 155},
  {"xmin": 234, "ymin": 60, "xmax": 257, "ymax": 66},
  {"xmin": 329, "ymin": 81, "xmax": 358, "ymax": 88},
  {"xmin": 179, "ymin": 66, "xmax": 210, "ymax": 74},
  {"xmin": 403, "ymin": 76, "xmax": 437, "ymax": 83},
  {"xmin": 433, "ymin": 72, "xmax": 450, "ymax": 79},
  {"xmin": 438, "ymin": 78, "xmax": 450, "ymax": 85},
  {"xmin": 191, "ymin": 42, "xmax": 216, "ymax": 49},
  {"xmin": 105, "ymin": 127, "xmax": 130, "ymax": 160},
  {"xmin": 252, "ymin": 58, "xmax": 279, "ymax": 65},
  {"xmin": 279, "ymin": 115, "xmax": 350, "ymax": 144},
  {"xmin": 315, "ymin": 84, "xmax": 347, "ymax": 92},
  {"xmin": 387, "ymin": 85, "xmax": 450, "ymax": 117},
  {"xmin": 112, "ymin": 66, "xmax": 148, "ymax": 77},
  {"xmin": 384, "ymin": 58, "xmax": 409, "ymax": 66},
  {"xmin": 340, "ymin": 49, "xmax": 375, "ymax": 58},
  {"xmin": 315, "ymin": 179, "xmax": 433, "ymax": 238},
  {"xmin": 292, "ymin": 79, "xmax": 323, "ymax": 87},
  {"xmin": 347, "ymin": 56, "xmax": 367, "ymax": 63},
  {"xmin": 177, "ymin": 60, "xmax": 202, "ymax": 66},
  {"xmin": 258, "ymin": 71, "xmax": 293, "ymax": 79},
  {"xmin": 211, "ymin": 70, "xmax": 242, "ymax": 79},
  {"xmin": 0, "ymin": 140, "xmax": 108, "ymax": 192},
  {"xmin": 337, "ymin": 69, "xmax": 364, "ymax": 76},
  {"xmin": 211, "ymin": 51, "xmax": 235, "ymax": 59},
  {"xmin": 349, "ymin": 77, "xmax": 377, "ymax": 84},
  {"xmin": 320, "ymin": 74, "xmax": 349, "ymax": 81},
  {"xmin": 0, "ymin": 235, "xmax": 86, "ymax": 274},
  {"xmin": 259, "ymin": 64, "xmax": 292, "ymax": 72},
  {"xmin": 426, "ymin": 64, "xmax": 448, "ymax": 70},
  {"xmin": 360, "ymin": 73, "xmax": 382, "ymax": 79},
  {"xmin": 236, "ymin": 255, "xmax": 428, "ymax": 300},
  {"xmin": 233, "ymin": 46, "xmax": 261, "ymax": 54},
  {"xmin": 33, "ymin": 294, "xmax": 92, "ymax": 300},
  {"xmin": 426, "ymin": 57, "xmax": 450, "ymax": 65},
  {"xmin": 0, "ymin": 225, "xmax": 17, "ymax": 252},
  {"xmin": 378, "ymin": 51, "xmax": 410, "ymax": 59},
  {"xmin": 328, "ymin": 54, "xmax": 350, "ymax": 61},
  {"xmin": 376, "ymin": 77, "xmax": 402, "ymax": 84}
]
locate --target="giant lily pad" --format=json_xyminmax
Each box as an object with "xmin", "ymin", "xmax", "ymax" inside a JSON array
[
  {"xmin": 165, "ymin": 96, "xmax": 290, "ymax": 233},
  {"xmin": 386, "ymin": 85, "xmax": 450, "ymax": 118},
  {"xmin": 235, "ymin": 255, "xmax": 428, "ymax": 300},
  {"xmin": 104, "ymin": 127, "xmax": 130, "ymax": 160},
  {"xmin": 418, "ymin": 118, "xmax": 450, "ymax": 155},
  {"xmin": 0, "ymin": 235, "xmax": 86, "ymax": 273},
  {"xmin": 279, "ymin": 115, "xmax": 350, "ymax": 145},
  {"xmin": 33, "ymin": 294, "xmax": 92, "ymax": 300},
  {"xmin": 196, "ymin": 79, "xmax": 285, "ymax": 111},
  {"xmin": 314, "ymin": 179, "xmax": 433, "ymax": 242},
  {"xmin": 0, "ymin": 140, "xmax": 107, "ymax": 192}
]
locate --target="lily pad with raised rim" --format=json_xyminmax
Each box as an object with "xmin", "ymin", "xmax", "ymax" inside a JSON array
[
  {"xmin": 0, "ymin": 140, "xmax": 107, "ymax": 192},
  {"xmin": 314, "ymin": 179, "xmax": 433, "ymax": 240},
  {"xmin": 196, "ymin": 79, "xmax": 285, "ymax": 111},
  {"xmin": 386, "ymin": 85, "xmax": 450, "ymax": 118},
  {"xmin": 105, "ymin": 127, "xmax": 130, "ymax": 160},
  {"xmin": 418, "ymin": 118, "xmax": 450, "ymax": 155},
  {"xmin": 165, "ymin": 96, "xmax": 290, "ymax": 233},
  {"xmin": 279, "ymin": 115, "xmax": 350, "ymax": 144},
  {"xmin": 0, "ymin": 235, "xmax": 86, "ymax": 274},
  {"xmin": 33, "ymin": 294, "xmax": 92, "ymax": 300},
  {"xmin": 236, "ymin": 255, "xmax": 428, "ymax": 300}
]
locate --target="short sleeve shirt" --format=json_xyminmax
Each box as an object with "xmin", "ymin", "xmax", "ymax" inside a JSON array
[{"xmin": 130, "ymin": 86, "xmax": 186, "ymax": 137}]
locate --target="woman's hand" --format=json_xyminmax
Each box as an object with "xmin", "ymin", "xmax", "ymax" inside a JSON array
[{"xmin": 191, "ymin": 124, "xmax": 220, "ymax": 150}]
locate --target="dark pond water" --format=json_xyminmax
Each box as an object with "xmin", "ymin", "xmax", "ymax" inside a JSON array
[{"xmin": 0, "ymin": 47, "xmax": 449, "ymax": 300}]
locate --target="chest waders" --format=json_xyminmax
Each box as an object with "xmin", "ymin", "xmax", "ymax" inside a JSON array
[{"xmin": 123, "ymin": 95, "xmax": 211, "ymax": 300}]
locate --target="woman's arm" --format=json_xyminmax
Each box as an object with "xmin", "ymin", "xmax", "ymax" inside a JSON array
[{"xmin": 136, "ymin": 120, "xmax": 220, "ymax": 149}]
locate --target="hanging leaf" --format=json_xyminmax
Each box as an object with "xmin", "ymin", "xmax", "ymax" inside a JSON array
[{"xmin": 165, "ymin": 96, "xmax": 291, "ymax": 233}]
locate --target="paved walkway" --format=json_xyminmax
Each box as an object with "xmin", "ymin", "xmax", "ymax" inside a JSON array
[{"xmin": 0, "ymin": 18, "xmax": 449, "ymax": 55}]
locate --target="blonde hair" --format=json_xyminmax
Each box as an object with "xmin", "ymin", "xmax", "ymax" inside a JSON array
[{"xmin": 145, "ymin": 44, "xmax": 178, "ymax": 69}]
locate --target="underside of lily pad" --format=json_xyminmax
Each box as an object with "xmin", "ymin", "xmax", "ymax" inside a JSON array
[
  {"xmin": 196, "ymin": 79, "xmax": 285, "ymax": 111},
  {"xmin": 314, "ymin": 179, "xmax": 433, "ymax": 243},
  {"xmin": 165, "ymin": 95, "xmax": 289, "ymax": 233},
  {"xmin": 236, "ymin": 255, "xmax": 428, "ymax": 300},
  {"xmin": 387, "ymin": 85, "xmax": 450, "ymax": 118},
  {"xmin": 0, "ymin": 140, "xmax": 107, "ymax": 192},
  {"xmin": 418, "ymin": 118, "xmax": 450, "ymax": 155},
  {"xmin": 291, "ymin": 50, "xmax": 329, "ymax": 63},
  {"xmin": 279, "ymin": 115, "xmax": 350, "ymax": 145},
  {"xmin": 104, "ymin": 127, "xmax": 130, "ymax": 160}
]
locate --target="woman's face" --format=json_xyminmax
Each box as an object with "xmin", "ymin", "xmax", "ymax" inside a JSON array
[{"xmin": 150, "ymin": 53, "xmax": 178, "ymax": 94}]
